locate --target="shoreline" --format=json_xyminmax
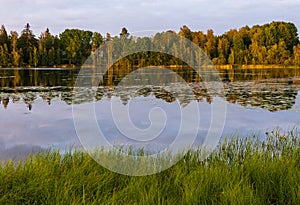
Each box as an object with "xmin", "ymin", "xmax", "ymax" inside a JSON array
[
  {"xmin": 1, "ymin": 131, "xmax": 300, "ymax": 204},
  {"xmin": 215, "ymin": 64, "xmax": 300, "ymax": 69},
  {"xmin": 0, "ymin": 64, "xmax": 299, "ymax": 70},
  {"xmin": 0, "ymin": 64, "xmax": 79, "ymax": 69}
]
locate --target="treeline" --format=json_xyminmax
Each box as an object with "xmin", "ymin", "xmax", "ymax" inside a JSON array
[
  {"xmin": 0, "ymin": 21, "xmax": 300, "ymax": 68},
  {"xmin": 188, "ymin": 21, "xmax": 300, "ymax": 66},
  {"xmin": 0, "ymin": 23, "xmax": 103, "ymax": 67}
]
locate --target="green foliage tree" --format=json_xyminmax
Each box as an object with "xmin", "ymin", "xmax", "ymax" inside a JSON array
[
  {"xmin": 192, "ymin": 31, "xmax": 206, "ymax": 49},
  {"xmin": 38, "ymin": 28, "xmax": 51, "ymax": 66},
  {"xmin": 17, "ymin": 23, "xmax": 38, "ymax": 66},
  {"xmin": 232, "ymin": 33, "xmax": 245, "ymax": 64},
  {"xmin": 204, "ymin": 29, "xmax": 217, "ymax": 58},
  {"xmin": 178, "ymin": 25, "xmax": 193, "ymax": 41},
  {"xmin": 0, "ymin": 26, "xmax": 12, "ymax": 67},
  {"xmin": 120, "ymin": 27, "xmax": 129, "ymax": 38},
  {"xmin": 293, "ymin": 44, "xmax": 300, "ymax": 66},
  {"xmin": 9, "ymin": 31, "xmax": 19, "ymax": 67},
  {"xmin": 33, "ymin": 47, "xmax": 38, "ymax": 67},
  {"xmin": 0, "ymin": 21, "xmax": 299, "ymax": 68},
  {"xmin": 0, "ymin": 25, "xmax": 10, "ymax": 49},
  {"xmin": 91, "ymin": 32, "xmax": 103, "ymax": 51},
  {"xmin": 79, "ymin": 30, "xmax": 93, "ymax": 65},
  {"xmin": 217, "ymin": 37, "xmax": 230, "ymax": 59},
  {"xmin": 60, "ymin": 29, "xmax": 93, "ymax": 65},
  {"xmin": 267, "ymin": 40, "xmax": 290, "ymax": 65},
  {"xmin": 60, "ymin": 29, "xmax": 79, "ymax": 65},
  {"xmin": 263, "ymin": 21, "xmax": 299, "ymax": 52},
  {"xmin": 249, "ymin": 42, "xmax": 267, "ymax": 64}
]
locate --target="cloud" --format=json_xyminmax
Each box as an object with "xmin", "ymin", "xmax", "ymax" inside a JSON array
[{"xmin": 0, "ymin": 0, "xmax": 299, "ymax": 36}]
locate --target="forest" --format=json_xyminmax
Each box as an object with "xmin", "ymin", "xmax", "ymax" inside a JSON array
[{"xmin": 0, "ymin": 21, "xmax": 300, "ymax": 68}]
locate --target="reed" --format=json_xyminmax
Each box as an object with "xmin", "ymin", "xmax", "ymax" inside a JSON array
[{"xmin": 1, "ymin": 129, "xmax": 300, "ymax": 204}]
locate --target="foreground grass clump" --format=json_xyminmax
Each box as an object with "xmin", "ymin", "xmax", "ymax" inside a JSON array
[{"xmin": 1, "ymin": 130, "xmax": 300, "ymax": 204}]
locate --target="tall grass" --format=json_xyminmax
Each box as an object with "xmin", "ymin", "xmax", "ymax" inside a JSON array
[{"xmin": 1, "ymin": 129, "xmax": 300, "ymax": 204}]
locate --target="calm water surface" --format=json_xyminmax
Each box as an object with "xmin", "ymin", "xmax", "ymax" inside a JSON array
[{"xmin": 0, "ymin": 67, "xmax": 300, "ymax": 160}]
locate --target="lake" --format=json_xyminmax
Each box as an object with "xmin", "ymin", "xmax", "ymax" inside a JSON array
[{"xmin": 0, "ymin": 67, "xmax": 300, "ymax": 160}]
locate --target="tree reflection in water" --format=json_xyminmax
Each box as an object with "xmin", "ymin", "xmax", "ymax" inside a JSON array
[{"xmin": 0, "ymin": 67, "xmax": 299, "ymax": 112}]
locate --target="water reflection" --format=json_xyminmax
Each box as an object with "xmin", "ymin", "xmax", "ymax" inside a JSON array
[
  {"xmin": 0, "ymin": 67, "xmax": 300, "ymax": 112},
  {"xmin": 1, "ymin": 67, "xmax": 300, "ymax": 160}
]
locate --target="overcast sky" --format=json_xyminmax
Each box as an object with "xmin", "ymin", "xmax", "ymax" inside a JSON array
[{"xmin": 0, "ymin": 0, "xmax": 299, "ymax": 36}]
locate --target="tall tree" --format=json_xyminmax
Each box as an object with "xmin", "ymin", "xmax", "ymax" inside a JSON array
[
  {"xmin": 249, "ymin": 42, "xmax": 267, "ymax": 64},
  {"xmin": 53, "ymin": 36, "xmax": 62, "ymax": 65},
  {"xmin": 0, "ymin": 25, "xmax": 10, "ymax": 48},
  {"xmin": 178, "ymin": 25, "xmax": 193, "ymax": 41},
  {"xmin": 91, "ymin": 32, "xmax": 103, "ymax": 51},
  {"xmin": 266, "ymin": 40, "xmax": 290, "ymax": 64},
  {"xmin": 293, "ymin": 44, "xmax": 300, "ymax": 66},
  {"xmin": 217, "ymin": 37, "xmax": 230, "ymax": 60},
  {"xmin": 10, "ymin": 31, "xmax": 19, "ymax": 67},
  {"xmin": 263, "ymin": 21, "xmax": 299, "ymax": 52},
  {"xmin": 232, "ymin": 33, "xmax": 245, "ymax": 64},
  {"xmin": 17, "ymin": 23, "xmax": 38, "ymax": 66},
  {"xmin": 204, "ymin": 29, "xmax": 217, "ymax": 58},
  {"xmin": 106, "ymin": 33, "xmax": 111, "ymax": 42},
  {"xmin": 0, "ymin": 25, "xmax": 11, "ymax": 67},
  {"xmin": 60, "ymin": 29, "xmax": 93, "ymax": 65},
  {"xmin": 38, "ymin": 28, "xmax": 53, "ymax": 66},
  {"xmin": 120, "ymin": 27, "xmax": 129, "ymax": 38},
  {"xmin": 192, "ymin": 31, "xmax": 206, "ymax": 49},
  {"xmin": 60, "ymin": 29, "xmax": 81, "ymax": 65}
]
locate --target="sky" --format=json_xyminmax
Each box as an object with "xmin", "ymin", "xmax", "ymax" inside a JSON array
[{"xmin": 0, "ymin": 0, "xmax": 299, "ymax": 37}]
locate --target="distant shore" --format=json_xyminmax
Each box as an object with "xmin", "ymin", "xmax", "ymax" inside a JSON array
[
  {"xmin": 0, "ymin": 64, "xmax": 79, "ymax": 69},
  {"xmin": 0, "ymin": 64, "xmax": 299, "ymax": 70},
  {"xmin": 214, "ymin": 64, "xmax": 300, "ymax": 69}
]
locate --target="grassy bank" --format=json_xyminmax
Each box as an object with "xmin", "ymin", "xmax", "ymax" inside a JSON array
[{"xmin": 1, "ymin": 130, "xmax": 300, "ymax": 204}]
